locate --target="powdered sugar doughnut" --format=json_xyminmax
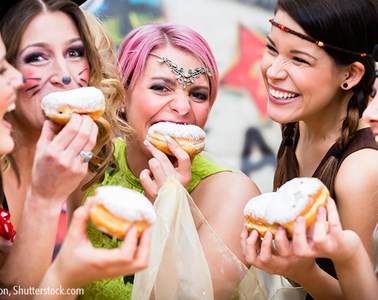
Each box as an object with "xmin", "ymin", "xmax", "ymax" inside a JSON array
[
  {"xmin": 89, "ymin": 186, "xmax": 156, "ymax": 239},
  {"xmin": 41, "ymin": 87, "xmax": 105, "ymax": 125},
  {"xmin": 244, "ymin": 177, "xmax": 329, "ymax": 237},
  {"xmin": 146, "ymin": 122, "xmax": 206, "ymax": 157}
]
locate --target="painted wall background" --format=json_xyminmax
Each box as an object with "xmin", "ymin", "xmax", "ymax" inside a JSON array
[{"xmin": 82, "ymin": 0, "xmax": 281, "ymax": 193}]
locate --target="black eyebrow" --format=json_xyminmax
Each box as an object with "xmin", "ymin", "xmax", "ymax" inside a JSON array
[
  {"xmin": 290, "ymin": 49, "xmax": 318, "ymax": 61},
  {"xmin": 267, "ymin": 36, "xmax": 276, "ymax": 47},
  {"xmin": 267, "ymin": 36, "xmax": 318, "ymax": 60}
]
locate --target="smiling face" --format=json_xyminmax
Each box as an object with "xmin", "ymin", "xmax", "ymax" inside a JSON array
[
  {"xmin": 260, "ymin": 10, "xmax": 348, "ymax": 125},
  {"xmin": 124, "ymin": 46, "xmax": 212, "ymax": 154},
  {"xmin": 0, "ymin": 36, "xmax": 23, "ymax": 155},
  {"xmin": 12, "ymin": 11, "xmax": 90, "ymax": 130}
]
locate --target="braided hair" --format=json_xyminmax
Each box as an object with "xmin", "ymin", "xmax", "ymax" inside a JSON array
[{"xmin": 273, "ymin": 0, "xmax": 378, "ymax": 197}]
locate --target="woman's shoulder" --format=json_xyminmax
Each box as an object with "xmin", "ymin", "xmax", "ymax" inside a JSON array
[
  {"xmin": 338, "ymin": 147, "xmax": 378, "ymax": 178},
  {"xmin": 335, "ymin": 147, "xmax": 378, "ymax": 204},
  {"xmin": 193, "ymin": 171, "xmax": 260, "ymax": 207}
]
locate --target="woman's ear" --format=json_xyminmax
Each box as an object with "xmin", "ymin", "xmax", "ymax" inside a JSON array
[{"xmin": 341, "ymin": 62, "xmax": 365, "ymax": 90}]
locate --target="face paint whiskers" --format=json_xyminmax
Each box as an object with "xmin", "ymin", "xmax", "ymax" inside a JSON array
[
  {"xmin": 24, "ymin": 76, "xmax": 42, "ymax": 96},
  {"xmin": 78, "ymin": 68, "xmax": 88, "ymax": 87}
]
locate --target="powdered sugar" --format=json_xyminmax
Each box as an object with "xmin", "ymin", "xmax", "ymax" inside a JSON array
[
  {"xmin": 244, "ymin": 177, "xmax": 323, "ymax": 224},
  {"xmin": 41, "ymin": 86, "xmax": 105, "ymax": 112},
  {"xmin": 147, "ymin": 122, "xmax": 206, "ymax": 140},
  {"xmin": 93, "ymin": 186, "xmax": 156, "ymax": 223}
]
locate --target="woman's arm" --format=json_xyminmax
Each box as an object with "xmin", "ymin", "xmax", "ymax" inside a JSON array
[
  {"xmin": 335, "ymin": 148, "xmax": 378, "ymax": 263},
  {"xmin": 193, "ymin": 172, "xmax": 260, "ymax": 299},
  {"xmin": 35, "ymin": 202, "xmax": 151, "ymax": 300},
  {"xmin": 308, "ymin": 199, "xmax": 378, "ymax": 300},
  {"xmin": 0, "ymin": 116, "xmax": 98, "ymax": 289}
]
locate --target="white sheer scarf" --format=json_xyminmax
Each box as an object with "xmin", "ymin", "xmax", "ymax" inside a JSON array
[{"xmin": 132, "ymin": 154, "xmax": 306, "ymax": 300}]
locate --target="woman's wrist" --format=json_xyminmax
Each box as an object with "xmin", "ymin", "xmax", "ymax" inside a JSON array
[
  {"xmin": 25, "ymin": 188, "xmax": 64, "ymax": 216},
  {"xmin": 42, "ymin": 258, "xmax": 81, "ymax": 291}
]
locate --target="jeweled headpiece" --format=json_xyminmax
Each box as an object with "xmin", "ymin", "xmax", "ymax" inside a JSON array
[
  {"xmin": 269, "ymin": 19, "xmax": 369, "ymax": 58},
  {"xmin": 149, "ymin": 52, "xmax": 212, "ymax": 89}
]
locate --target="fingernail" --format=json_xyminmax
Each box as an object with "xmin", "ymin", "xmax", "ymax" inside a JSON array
[
  {"xmin": 143, "ymin": 139, "xmax": 150, "ymax": 147},
  {"xmin": 129, "ymin": 226, "xmax": 137, "ymax": 236},
  {"xmin": 164, "ymin": 135, "xmax": 174, "ymax": 144}
]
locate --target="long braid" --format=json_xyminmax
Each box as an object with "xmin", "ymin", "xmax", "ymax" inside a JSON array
[
  {"xmin": 316, "ymin": 94, "xmax": 361, "ymax": 197},
  {"xmin": 273, "ymin": 122, "xmax": 299, "ymax": 190}
]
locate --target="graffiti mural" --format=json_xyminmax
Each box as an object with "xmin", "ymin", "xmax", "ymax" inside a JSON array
[{"xmin": 83, "ymin": 0, "xmax": 164, "ymax": 45}]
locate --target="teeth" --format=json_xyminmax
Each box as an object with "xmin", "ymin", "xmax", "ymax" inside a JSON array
[
  {"xmin": 7, "ymin": 103, "xmax": 16, "ymax": 112},
  {"xmin": 269, "ymin": 89, "xmax": 297, "ymax": 99}
]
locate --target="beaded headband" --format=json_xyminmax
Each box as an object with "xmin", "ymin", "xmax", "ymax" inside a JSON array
[
  {"xmin": 149, "ymin": 52, "xmax": 212, "ymax": 89},
  {"xmin": 269, "ymin": 19, "xmax": 368, "ymax": 58}
]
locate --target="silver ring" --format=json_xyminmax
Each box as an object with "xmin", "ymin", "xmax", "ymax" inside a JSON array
[{"xmin": 80, "ymin": 151, "xmax": 93, "ymax": 163}]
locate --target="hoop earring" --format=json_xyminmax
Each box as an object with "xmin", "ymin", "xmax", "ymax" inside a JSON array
[{"xmin": 342, "ymin": 82, "xmax": 348, "ymax": 89}]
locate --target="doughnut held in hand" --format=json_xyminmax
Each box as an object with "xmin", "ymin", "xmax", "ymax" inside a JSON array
[
  {"xmin": 244, "ymin": 177, "xmax": 329, "ymax": 237},
  {"xmin": 89, "ymin": 186, "xmax": 156, "ymax": 239},
  {"xmin": 41, "ymin": 87, "xmax": 105, "ymax": 125},
  {"xmin": 146, "ymin": 122, "xmax": 206, "ymax": 157}
]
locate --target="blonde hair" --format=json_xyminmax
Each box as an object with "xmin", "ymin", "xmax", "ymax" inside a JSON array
[{"xmin": 81, "ymin": 11, "xmax": 126, "ymax": 188}]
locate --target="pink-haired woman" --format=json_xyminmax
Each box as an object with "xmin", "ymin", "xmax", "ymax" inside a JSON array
[{"xmin": 69, "ymin": 23, "xmax": 303, "ymax": 300}]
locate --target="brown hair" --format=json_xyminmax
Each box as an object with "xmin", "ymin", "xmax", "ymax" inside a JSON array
[
  {"xmin": 0, "ymin": 0, "xmax": 123, "ymax": 188},
  {"xmin": 273, "ymin": 0, "xmax": 378, "ymax": 196}
]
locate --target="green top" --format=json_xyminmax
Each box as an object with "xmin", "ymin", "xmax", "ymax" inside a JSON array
[{"xmin": 79, "ymin": 138, "xmax": 229, "ymax": 300}]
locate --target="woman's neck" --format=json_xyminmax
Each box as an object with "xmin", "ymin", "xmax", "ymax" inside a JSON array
[{"xmin": 125, "ymin": 138, "xmax": 151, "ymax": 178}]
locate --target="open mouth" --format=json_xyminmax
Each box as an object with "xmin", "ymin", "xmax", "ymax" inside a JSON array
[
  {"xmin": 152, "ymin": 120, "xmax": 189, "ymax": 126},
  {"xmin": 269, "ymin": 88, "xmax": 299, "ymax": 100}
]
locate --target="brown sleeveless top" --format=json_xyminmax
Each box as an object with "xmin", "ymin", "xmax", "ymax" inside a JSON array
[{"xmin": 276, "ymin": 127, "xmax": 378, "ymax": 287}]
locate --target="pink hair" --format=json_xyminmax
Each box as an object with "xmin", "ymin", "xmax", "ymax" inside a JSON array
[{"xmin": 117, "ymin": 23, "xmax": 219, "ymax": 104}]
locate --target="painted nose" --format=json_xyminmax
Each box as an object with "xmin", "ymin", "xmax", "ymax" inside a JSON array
[{"xmin": 50, "ymin": 57, "xmax": 73, "ymax": 86}]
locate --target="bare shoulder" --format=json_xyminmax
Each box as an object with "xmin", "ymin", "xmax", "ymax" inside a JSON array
[
  {"xmin": 339, "ymin": 147, "xmax": 378, "ymax": 170},
  {"xmin": 191, "ymin": 171, "xmax": 261, "ymax": 219},
  {"xmin": 335, "ymin": 148, "xmax": 378, "ymax": 259},
  {"xmin": 336, "ymin": 148, "xmax": 378, "ymax": 199}
]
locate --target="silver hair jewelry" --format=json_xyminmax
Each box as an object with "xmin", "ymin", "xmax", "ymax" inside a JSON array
[
  {"xmin": 62, "ymin": 76, "xmax": 72, "ymax": 85},
  {"xmin": 149, "ymin": 52, "xmax": 212, "ymax": 89}
]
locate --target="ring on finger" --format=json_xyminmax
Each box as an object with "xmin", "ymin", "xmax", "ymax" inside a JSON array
[{"xmin": 79, "ymin": 150, "xmax": 93, "ymax": 163}]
